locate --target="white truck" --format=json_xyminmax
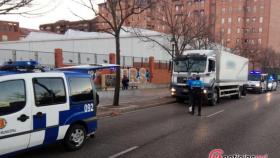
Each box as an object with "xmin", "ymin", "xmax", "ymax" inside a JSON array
[{"xmin": 171, "ymin": 50, "xmax": 249, "ymax": 106}]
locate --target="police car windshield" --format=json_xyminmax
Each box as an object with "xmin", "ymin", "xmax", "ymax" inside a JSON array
[
  {"xmin": 248, "ymin": 74, "xmax": 261, "ymax": 81},
  {"xmin": 174, "ymin": 57, "xmax": 206, "ymax": 73}
]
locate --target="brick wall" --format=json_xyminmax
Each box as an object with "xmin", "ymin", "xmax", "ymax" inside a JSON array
[
  {"xmin": 54, "ymin": 49, "xmax": 171, "ymax": 85},
  {"xmin": 151, "ymin": 69, "xmax": 171, "ymax": 84}
]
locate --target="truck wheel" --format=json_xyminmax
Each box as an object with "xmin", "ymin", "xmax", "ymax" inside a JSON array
[
  {"xmin": 241, "ymin": 87, "xmax": 247, "ymax": 96},
  {"xmin": 209, "ymin": 89, "xmax": 218, "ymax": 106},
  {"xmin": 64, "ymin": 124, "xmax": 87, "ymax": 151},
  {"xmin": 233, "ymin": 88, "xmax": 242, "ymax": 99}
]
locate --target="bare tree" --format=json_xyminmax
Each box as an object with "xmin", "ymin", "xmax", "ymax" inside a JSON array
[
  {"xmin": 73, "ymin": 0, "xmax": 152, "ymax": 106},
  {"xmin": 0, "ymin": 0, "xmax": 61, "ymax": 17},
  {"xmin": 133, "ymin": 0, "xmax": 212, "ymax": 58},
  {"xmin": 0, "ymin": 0, "xmax": 33, "ymax": 14},
  {"xmin": 258, "ymin": 48, "xmax": 280, "ymax": 70},
  {"xmin": 232, "ymin": 42, "xmax": 262, "ymax": 70}
]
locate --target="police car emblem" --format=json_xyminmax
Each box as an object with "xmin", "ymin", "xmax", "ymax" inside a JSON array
[{"xmin": 0, "ymin": 118, "xmax": 7, "ymax": 129}]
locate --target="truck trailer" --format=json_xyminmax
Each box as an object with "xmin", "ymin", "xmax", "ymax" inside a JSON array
[{"xmin": 171, "ymin": 50, "xmax": 249, "ymax": 106}]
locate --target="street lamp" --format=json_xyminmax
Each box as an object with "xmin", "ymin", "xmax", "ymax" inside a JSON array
[{"xmin": 170, "ymin": 37, "xmax": 176, "ymax": 59}]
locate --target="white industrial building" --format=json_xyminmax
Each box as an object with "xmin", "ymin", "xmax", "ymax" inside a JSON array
[{"xmin": 0, "ymin": 28, "xmax": 171, "ymax": 66}]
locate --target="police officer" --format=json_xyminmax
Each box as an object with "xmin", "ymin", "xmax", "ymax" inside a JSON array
[
  {"xmin": 189, "ymin": 75, "xmax": 204, "ymax": 116},
  {"xmin": 187, "ymin": 74, "xmax": 196, "ymax": 113}
]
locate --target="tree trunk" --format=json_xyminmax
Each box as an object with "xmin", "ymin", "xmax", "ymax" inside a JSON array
[{"xmin": 113, "ymin": 34, "xmax": 121, "ymax": 106}]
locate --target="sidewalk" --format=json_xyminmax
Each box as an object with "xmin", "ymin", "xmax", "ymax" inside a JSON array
[{"xmin": 97, "ymin": 87, "xmax": 176, "ymax": 117}]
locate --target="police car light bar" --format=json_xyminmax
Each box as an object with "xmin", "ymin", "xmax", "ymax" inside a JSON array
[
  {"xmin": 250, "ymin": 71, "xmax": 261, "ymax": 74},
  {"xmin": 0, "ymin": 61, "xmax": 43, "ymax": 72}
]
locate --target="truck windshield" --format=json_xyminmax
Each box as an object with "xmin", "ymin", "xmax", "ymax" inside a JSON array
[
  {"xmin": 248, "ymin": 74, "xmax": 261, "ymax": 81},
  {"xmin": 174, "ymin": 57, "xmax": 206, "ymax": 73}
]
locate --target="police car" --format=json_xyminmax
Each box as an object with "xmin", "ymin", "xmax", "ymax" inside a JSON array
[{"xmin": 0, "ymin": 61, "xmax": 112, "ymax": 156}]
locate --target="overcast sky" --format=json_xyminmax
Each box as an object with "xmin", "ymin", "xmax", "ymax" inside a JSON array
[{"xmin": 0, "ymin": 0, "xmax": 103, "ymax": 29}]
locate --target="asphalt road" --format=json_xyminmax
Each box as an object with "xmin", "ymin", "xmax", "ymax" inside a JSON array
[{"xmin": 14, "ymin": 91, "xmax": 280, "ymax": 158}]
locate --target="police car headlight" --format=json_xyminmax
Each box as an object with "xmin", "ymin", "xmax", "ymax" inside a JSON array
[
  {"xmin": 171, "ymin": 88, "xmax": 176, "ymax": 92},
  {"xmin": 203, "ymin": 89, "xmax": 208, "ymax": 94},
  {"xmin": 268, "ymin": 83, "xmax": 272, "ymax": 88},
  {"xmin": 255, "ymin": 83, "xmax": 260, "ymax": 87}
]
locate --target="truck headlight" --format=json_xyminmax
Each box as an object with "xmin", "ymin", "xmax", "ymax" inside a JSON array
[
  {"xmin": 203, "ymin": 89, "xmax": 208, "ymax": 94},
  {"xmin": 171, "ymin": 88, "xmax": 176, "ymax": 92}
]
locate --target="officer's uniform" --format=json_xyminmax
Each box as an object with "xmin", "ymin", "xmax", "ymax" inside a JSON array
[
  {"xmin": 187, "ymin": 79, "xmax": 195, "ymax": 112},
  {"xmin": 189, "ymin": 78, "xmax": 204, "ymax": 116}
]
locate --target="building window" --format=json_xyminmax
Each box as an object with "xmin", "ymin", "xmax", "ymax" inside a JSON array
[
  {"xmin": 237, "ymin": 28, "xmax": 241, "ymax": 34},
  {"xmin": 2, "ymin": 35, "xmax": 8, "ymax": 41},
  {"xmin": 175, "ymin": 5, "xmax": 181, "ymax": 11},
  {"xmin": 238, "ymin": 6, "xmax": 242, "ymax": 12},
  {"xmin": 236, "ymin": 38, "xmax": 241, "ymax": 44},
  {"xmin": 221, "ymin": 18, "xmax": 225, "ymax": 24},
  {"xmin": 260, "ymin": 17, "xmax": 264, "ymax": 23},
  {"xmin": 238, "ymin": 17, "xmax": 242, "ymax": 23},
  {"xmin": 227, "ymin": 28, "xmax": 231, "ymax": 34},
  {"xmin": 258, "ymin": 39, "xmax": 262, "ymax": 44},
  {"xmin": 259, "ymin": 28, "xmax": 263, "ymax": 33},
  {"xmin": 228, "ymin": 18, "xmax": 232, "ymax": 23}
]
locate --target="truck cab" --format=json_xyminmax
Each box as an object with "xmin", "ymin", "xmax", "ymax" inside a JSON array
[
  {"xmin": 171, "ymin": 50, "xmax": 248, "ymax": 106},
  {"xmin": 171, "ymin": 50, "xmax": 217, "ymax": 104},
  {"xmin": 0, "ymin": 61, "xmax": 99, "ymax": 156},
  {"xmin": 247, "ymin": 71, "xmax": 268, "ymax": 93}
]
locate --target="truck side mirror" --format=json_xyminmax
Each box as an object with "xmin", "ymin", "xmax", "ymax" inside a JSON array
[{"xmin": 208, "ymin": 60, "xmax": 216, "ymax": 72}]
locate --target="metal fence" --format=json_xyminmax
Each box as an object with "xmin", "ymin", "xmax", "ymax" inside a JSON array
[
  {"xmin": 63, "ymin": 51, "xmax": 110, "ymax": 65},
  {"xmin": 0, "ymin": 49, "xmax": 55, "ymax": 67},
  {"xmin": 0, "ymin": 49, "xmax": 170, "ymax": 69},
  {"xmin": 155, "ymin": 60, "xmax": 170, "ymax": 70}
]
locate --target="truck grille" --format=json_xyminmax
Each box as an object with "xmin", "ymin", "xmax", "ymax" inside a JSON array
[{"xmin": 177, "ymin": 76, "xmax": 188, "ymax": 84}]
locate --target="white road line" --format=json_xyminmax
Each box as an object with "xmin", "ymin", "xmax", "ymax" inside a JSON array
[
  {"xmin": 108, "ymin": 146, "xmax": 139, "ymax": 158},
  {"xmin": 206, "ymin": 110, "xmax": 225, "ymax": 118}
]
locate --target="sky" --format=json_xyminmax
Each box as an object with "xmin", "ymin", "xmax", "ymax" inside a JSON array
[{"xmin": 0, "ymin": 0, "xmax": 103, "ymax": 29}]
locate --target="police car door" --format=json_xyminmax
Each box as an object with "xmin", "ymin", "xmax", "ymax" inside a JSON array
[
  {"xmin": 29, "ymin": 73, "xmax": 69, "ymax": 147},
  {"xmin": 0, "ymin": 76, "xmax": 32, "ymax": 155}
]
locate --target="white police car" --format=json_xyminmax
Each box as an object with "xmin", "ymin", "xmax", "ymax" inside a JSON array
[{"xmin": 0, "ymin": 61, "xmax": 102, "ymax": 156}]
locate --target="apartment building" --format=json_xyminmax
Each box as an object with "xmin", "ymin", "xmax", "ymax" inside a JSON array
[
  {"xmin": 39, "ymin": 19, "xmax": 99, "ymax": 34},
  {"xmin": 97, "ymin": 0, "xmax": 210, "ymax": 33},
  {"xmin": 214, "ymin": 0, "xmax": 270, "ymax": 50},
  {"xmin": 0, "ymin": 20, "xmax": 21, "ymax": 41},
  {"xmin": 39, "ymin": 0, "xmax": 280, "ymax": 52}
]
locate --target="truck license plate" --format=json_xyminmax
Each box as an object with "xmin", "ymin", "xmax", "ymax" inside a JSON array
[{"xmin": 183, "ymin": 89, "xmax": 188, "ymax": 93}]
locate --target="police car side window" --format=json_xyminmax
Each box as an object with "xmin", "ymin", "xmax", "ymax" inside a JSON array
[
  {"xmin": 0, "ymin": 80, "xmax": 26, "ymax": 116},
  {"xmin": 33, "ymin": 78, "xmax": 66, "ymax": 107},
  {"xmin": 69, "ymin": 78, "xmax": 93, "ymax": 103}
]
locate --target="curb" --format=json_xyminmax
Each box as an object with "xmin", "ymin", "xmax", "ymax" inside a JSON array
[
  {"xmin": 99, "ymin": 95, "xmax": 171, "ymax": 107},
  {"xmin": 97, "ymin": 99, "xmax": 176, "ymax": 118}
]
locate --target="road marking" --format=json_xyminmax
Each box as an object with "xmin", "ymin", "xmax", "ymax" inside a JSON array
[
  {"xmin": 206, "ymin": 110, "xmax": 225, "ymax": 118},
  {"xmin": 108, "ymin": 146, "xmax": 139, "ymax": 158}
]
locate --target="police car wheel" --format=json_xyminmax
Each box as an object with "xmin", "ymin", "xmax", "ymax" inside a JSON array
[{"xmin": 64, "ymin": 124, "xmax": 86, "ymax": 151}]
